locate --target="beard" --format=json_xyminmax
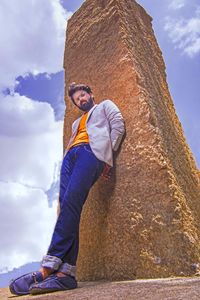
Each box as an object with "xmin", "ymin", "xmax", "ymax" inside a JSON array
[{"xmin": 78, "ymin": 96, "xmax": 94, "ymax": 112}]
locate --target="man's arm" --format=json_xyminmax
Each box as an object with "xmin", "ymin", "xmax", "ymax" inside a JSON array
[
  {"xmin": 101, "ymin": 99, "xmax": 125, "ymax": 180},
  {"xmin": 103, "ymin": 99, "xmax": 126, "ymax": 151}
]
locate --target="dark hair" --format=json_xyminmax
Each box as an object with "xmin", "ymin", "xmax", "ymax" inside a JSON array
[{"xmin": 68, "ymin": 82, "xmax": 93, "ymax": 104}]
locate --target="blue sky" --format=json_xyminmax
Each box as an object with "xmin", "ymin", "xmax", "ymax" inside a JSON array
[{"xmin": 0, "ymin": 0, "xmax": 199, "ymax": 274}]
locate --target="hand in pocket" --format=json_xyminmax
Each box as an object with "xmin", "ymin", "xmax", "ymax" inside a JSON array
[{"xmin": 101, "ymin": 163, "xmax": 112, "ymax": 180}]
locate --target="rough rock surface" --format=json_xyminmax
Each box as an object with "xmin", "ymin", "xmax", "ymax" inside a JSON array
[
  {"xmin": 3, "ymin": 277, "xmax": 200, "ymax": 299},
  {"xmin": 63, "ymin": 0, "xmax": 200, "ymax": 281}
]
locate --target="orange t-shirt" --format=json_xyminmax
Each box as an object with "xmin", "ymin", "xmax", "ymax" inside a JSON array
[{"xmin": 68, "ymin": 112, "xmax": 89, "ymax": 150}]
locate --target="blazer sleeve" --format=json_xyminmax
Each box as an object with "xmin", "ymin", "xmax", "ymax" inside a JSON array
[{"xmin": 103, "ymin": 99, "xmax": 126, "ymax": 152}]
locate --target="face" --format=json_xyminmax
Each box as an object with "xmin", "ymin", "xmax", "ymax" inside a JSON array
[{"xmin": 72, "ymin": 89, "xmax": 95, "ymax": 112}]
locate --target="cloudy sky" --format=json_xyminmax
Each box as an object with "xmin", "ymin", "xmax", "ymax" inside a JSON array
[
  {"xmin": 0, "ymin": 0, "xmax": 199, "ymax": 274},
  {"xmin": 0, "ymin": 0, "xmax": 72, "ymax": 273}
]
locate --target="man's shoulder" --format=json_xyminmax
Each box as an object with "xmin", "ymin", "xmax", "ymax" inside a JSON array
[
  {"xmin": 99, "ymin": 99, "xmax": 114, "ymax": 104},
  {"xmin": 97, "ymin": 99, "xmax": 115, "ymax": 108}
]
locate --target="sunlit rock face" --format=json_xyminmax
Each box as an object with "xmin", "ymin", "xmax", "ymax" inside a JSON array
[{"xmin": 63, "ymin": 0, "xmax": 200, "ymax": 281}]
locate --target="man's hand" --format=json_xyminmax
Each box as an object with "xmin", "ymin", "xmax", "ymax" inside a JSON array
[{"xmin": 101, "ymin": 163, "xmax": 112, "ymax": 180}]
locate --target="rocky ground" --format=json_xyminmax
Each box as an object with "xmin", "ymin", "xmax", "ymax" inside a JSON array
[{"xmin": 1, "ymin": 276, "xmax": 200, "ymax": 299}]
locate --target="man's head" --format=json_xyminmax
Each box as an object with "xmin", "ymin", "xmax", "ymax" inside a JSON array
[{"xmin": 68, "ymin": 82, "xmax": 95, "ymax": 112}]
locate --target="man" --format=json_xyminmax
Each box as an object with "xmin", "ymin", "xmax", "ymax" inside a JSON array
[{"xmin": 9, "ymin": 82, "xmax": 125, "ymax": 295}]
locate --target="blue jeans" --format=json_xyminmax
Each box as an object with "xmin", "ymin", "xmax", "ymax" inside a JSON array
[{"xmin": 41, "ymin": 143, "xmax": 105, "ymax": 277}]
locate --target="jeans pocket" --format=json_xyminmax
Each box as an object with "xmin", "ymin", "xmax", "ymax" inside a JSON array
[{"xmin": 83, "ymin": 145, "xmax": 94, "ymax": 154}]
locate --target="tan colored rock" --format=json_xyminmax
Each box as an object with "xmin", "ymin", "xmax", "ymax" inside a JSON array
[
  {"xmin": 3, "ymin": 277, "xmax": 200, "ymax": 300},
  {"xmin": 63, "ymin": 0, "xmax": 200, "ymax": 281}
]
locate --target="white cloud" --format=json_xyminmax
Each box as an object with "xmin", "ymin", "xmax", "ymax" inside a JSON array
[
  {"xmin": 0, "ymin": 0, "xmax": 72, "ymax": 90},
  {"xmin": 168, "ymin": 0, "xmax": 186, "ymax": 10},
  {"xmin": 164, "ymin": 7, "xmax": 200, "ymax": 57},
  {"xmin": 0, "ymin": 181, "xmax": 57, "ymax": 271},
  {"xmin": 0, "ymin": 94, "xmax": 56, "ymax": 137},
  {"xmin": 0, "ymin": 93, "xmax": 63, "ymax": 191},
  {"xmin": 0, "ymin": 93, "xmax": 64, "ymax": 271},
  {"xmin": 0, "ymin": 0, "xmax": 70, "ymax": 272}
]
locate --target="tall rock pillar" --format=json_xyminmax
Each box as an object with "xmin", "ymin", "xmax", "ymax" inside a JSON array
[{"xmin": 63, "ymin": 0, "xmax": 200, "ymax": 280}]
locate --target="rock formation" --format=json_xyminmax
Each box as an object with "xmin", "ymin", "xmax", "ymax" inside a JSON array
[{"xmin": 63, "ymin": 0, "xmax": 200, "ymax": 280}]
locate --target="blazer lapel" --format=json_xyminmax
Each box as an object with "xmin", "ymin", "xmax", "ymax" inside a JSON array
[
  {"xmin": 86, "ymin": 104, "xmax": 98, "ymax": 123},
  {"xmin": 66, "ymin": 104, "xmax": 98, "ymax": 151},
  {"xmin": 71, "ymin": 117, "xmax": 81, "ymax": 137},
  {"xmin": 71, "ymin": 104, "xmax": 98, "ymax": 136}
]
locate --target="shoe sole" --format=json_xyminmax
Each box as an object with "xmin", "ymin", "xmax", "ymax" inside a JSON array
[{"xmin": 30, "ymin": 285, "xmax": 77, "ymax": 295}]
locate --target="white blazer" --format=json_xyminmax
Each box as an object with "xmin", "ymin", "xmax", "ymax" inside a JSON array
[{"xmin": 64, "ymin": 99, "xmax": 125, "ymax": 167}]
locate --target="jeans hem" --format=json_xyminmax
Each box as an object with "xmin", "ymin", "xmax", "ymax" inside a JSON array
[
  {"xmin": 41, "ymin": 255, "xmax": 62, "ymax": 270},
  {"xmin": 58, "ymin": 262, "xmax": 77, "ymax": 277}
]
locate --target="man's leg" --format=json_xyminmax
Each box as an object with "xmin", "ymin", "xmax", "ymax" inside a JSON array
[
  {"xmin": 9, "ymin": 147, "xmax": 75, "ymax": 296},
  {"xmin": 41, "ymin": 143, "xmax": 104, "ymax": 277},
  {"xmin": 9, "ymin": 143, "xmax": 104, "ymax": 295},
  {"xmin": 29, "ymin": 144, "xmax": 104, "ymax": 294},
  {"xmin": 39, "ymin": 148, "xmax": 75, "ymax": 278}
]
